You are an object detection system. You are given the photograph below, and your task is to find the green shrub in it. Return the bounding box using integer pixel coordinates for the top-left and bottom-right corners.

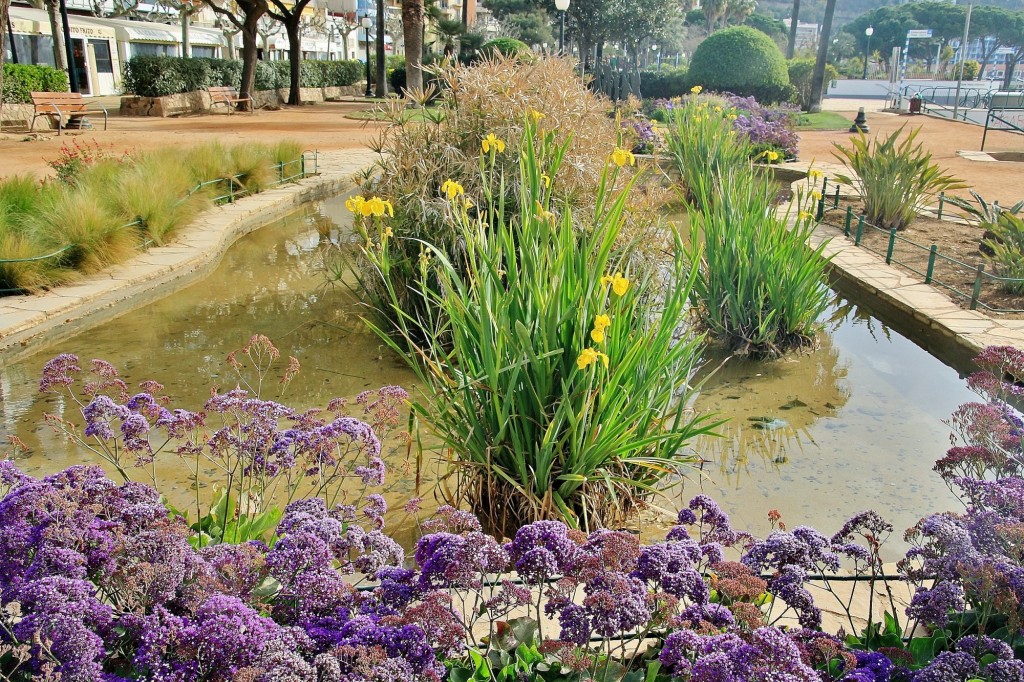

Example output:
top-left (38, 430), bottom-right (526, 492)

top-left (953, 60), bottom-right (980, 81)
top-left (833, 125), bottom-right (967, 231)
top-left (686, 169), bottom-right (831, 355)
top-left (688, 26), bottom-right (793, 103)
top-left (481, 38), bottom-right (532, 59)
top-left (2, 64), bottom-right (69, 103)
top-left (984, 213), bottom-right (1024, 294)
top-left (639, 67), bottom-right (689, 99)
top-left (947, 190), bottom-right (1024, 230)
top-left (122, 56), bottom-right (363, 96)
top-left (363, 122), bottom-right (715, 536)
top-left (788, 58), bottom-right (840, 111)
top-left (122, 56), bottom-right (188, 97)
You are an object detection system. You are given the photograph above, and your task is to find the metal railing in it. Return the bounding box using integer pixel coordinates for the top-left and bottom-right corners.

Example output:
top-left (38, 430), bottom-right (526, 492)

top-left (813, 176), bottom-right (1024, 313)
top-left (0, 151), bottom-right (319, 296)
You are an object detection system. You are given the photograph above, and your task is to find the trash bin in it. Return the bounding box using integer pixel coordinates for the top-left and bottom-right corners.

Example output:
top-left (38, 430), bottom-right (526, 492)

top-left (909, 95), bottom-right (922, 114)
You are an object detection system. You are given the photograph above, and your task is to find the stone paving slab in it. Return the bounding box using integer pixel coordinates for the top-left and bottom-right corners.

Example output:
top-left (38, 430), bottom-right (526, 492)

top-left (0, 149), bottom-right (377, 362)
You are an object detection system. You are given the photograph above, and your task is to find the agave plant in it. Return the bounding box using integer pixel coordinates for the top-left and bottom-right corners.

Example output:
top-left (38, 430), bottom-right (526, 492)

top-left (946, 189), bottom-right (1024, 229)
top-left (832, 125), bottom-right (967, 231)
top-left (984, 212), bottom-right (1024, 294)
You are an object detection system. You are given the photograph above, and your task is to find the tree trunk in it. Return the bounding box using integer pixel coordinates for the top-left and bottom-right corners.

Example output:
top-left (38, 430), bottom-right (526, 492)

top-left (807, 0), bottom-right (835, 113)
top-left (786, 0), bottom-right (799, 59)
top-left (374, 0), bottom-right (387, 97)
top-left (402, 0), bottom-right (423, 93)
top-left (0, 0), bottom-right (9, 123)
top-left (286, 16), bottom-right (301, 104)
top-left (181, 8), bottom-right (190, 57)
top-left (239, 11), bottom-right (262, 111)
top-left (46, 0), bottom-right (67, 70)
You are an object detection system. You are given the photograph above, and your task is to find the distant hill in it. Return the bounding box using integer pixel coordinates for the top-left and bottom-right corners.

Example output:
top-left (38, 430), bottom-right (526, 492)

top-left (758, 0), bottom-right (1024, 29)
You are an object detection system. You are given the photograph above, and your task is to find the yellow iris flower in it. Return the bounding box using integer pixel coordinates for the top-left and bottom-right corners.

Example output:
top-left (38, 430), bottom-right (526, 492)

top-left (529, 109), bottom-right (545, 123)
top-left (345, 196), bottom-right (365, 213)
top-left (576, 347), bottom-right (609, 370)
top-left (611, 148), bottom-right (636, 168)
top-left (441, 179), bottom-right (465, 200)
top-left (690, 85), bottom-right (703, 95)
top-left (798, 211), bottom-right (814, 221)
top-left (600, 272), bottom-right (630, 296)
top-left (482, 133), bottom-right (506, 154)
top-left (363, 197), bottom-right (394, 217)
top-left (811, 190), bottom-right (823, 201)
top-left (590, 313), bottom-right (612, 343)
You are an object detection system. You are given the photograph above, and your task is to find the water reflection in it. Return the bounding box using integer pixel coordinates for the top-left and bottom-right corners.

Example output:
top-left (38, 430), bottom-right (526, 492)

top-left (0, 194), bottom-right (978, 556)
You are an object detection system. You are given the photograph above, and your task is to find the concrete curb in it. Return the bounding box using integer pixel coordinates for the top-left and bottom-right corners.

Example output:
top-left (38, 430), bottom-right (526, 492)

top-left (0, 149), bottom-right (377, 363)
top-left (781, 161), bottom-right (1024, 361)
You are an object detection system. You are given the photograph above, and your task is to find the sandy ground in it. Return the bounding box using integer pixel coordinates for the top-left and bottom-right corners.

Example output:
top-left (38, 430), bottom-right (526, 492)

top-left (801, 104), bottom-right (1024, 206)
top-left (0, 99), bottom-right (387, 179)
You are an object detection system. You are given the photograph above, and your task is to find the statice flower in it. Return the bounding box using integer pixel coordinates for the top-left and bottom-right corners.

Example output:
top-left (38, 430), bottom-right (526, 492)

top-left (633, 541), bottom-right (708, 603)
top-left (506, 520), bottom-right (582, 583)
top-left (415, 531), bottom-right (509, 589)
top-left (913, 651), bottom-right (979, 682)
top-left (11, 576), bottom-right (115, 680)
top-left (355, 457), bottom-right (387, 486)
top-left (581, 571), bottom-right (651, 637)
top-left (847, 650), bottom-right (895, 682)
top-left (38, 353), bottom-right (81, 392)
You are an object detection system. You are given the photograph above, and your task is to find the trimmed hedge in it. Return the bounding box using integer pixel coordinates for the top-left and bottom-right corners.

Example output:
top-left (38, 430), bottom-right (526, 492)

top-left (787, 58), bottom-right (839, 111)
top-left (639, 68), bottom-right (689, 99)
top-left (1, 64), bottom-right (69, 104)
top-left (122, 56), bottom-right (362, 97)
top-left (481, 38), bottom-right (532, 58)
top-left (687, 26), bottom-right (794, 103)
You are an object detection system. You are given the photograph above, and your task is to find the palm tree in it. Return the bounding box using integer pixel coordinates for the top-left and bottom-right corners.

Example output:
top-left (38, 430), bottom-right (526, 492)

top-left (402, 0), bottom-right (425, 92)
top-left (808, 0), bottom-right (836, 112)
top-left (435, 17), bottom-right (465, 56)
top-left (786, 0), bottom-right (800, 58)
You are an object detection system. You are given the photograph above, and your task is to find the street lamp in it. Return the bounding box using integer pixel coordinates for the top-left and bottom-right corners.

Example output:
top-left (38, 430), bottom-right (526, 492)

top-left (554, 0), bottom-right (570, 55)
top-left (361, 15), bottom-right (372, 97)
top-left (863, 26), bottom-right (874, 80)
top-left (650, 43), bottom-right (660, 69)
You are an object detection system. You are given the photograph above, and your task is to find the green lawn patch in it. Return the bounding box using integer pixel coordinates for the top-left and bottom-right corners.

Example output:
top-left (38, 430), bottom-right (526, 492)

top-left (796, 111), bottom-right (852, 130)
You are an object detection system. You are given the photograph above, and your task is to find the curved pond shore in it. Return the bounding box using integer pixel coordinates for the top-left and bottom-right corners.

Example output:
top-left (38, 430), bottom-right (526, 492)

top-left (0, 149), bottom-right (377, 362)
top-left (1, 151), bottom-right (1021, 360)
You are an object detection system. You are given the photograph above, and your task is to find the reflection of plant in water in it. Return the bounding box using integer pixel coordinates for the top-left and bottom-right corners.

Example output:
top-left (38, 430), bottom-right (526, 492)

top-left (826, 297), bottom-right (893, 345)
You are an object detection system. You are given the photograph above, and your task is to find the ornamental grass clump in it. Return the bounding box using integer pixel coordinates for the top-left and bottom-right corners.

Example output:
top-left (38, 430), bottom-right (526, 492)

top-left (685, 170), bottom-right (831, 356)
top-left (983, 213), bottom-right (1024, 294)
top-left (360, 120), bottom-right (716, 537)
top-left (832, 125), bottom-right (967, 231)
top-left (0, 141), bottom-right (304, 292)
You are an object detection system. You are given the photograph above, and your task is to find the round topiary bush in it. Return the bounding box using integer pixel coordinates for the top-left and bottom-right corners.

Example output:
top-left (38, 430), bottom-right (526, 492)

top-left (688, 26), bottom-right (793, 103)
top-left (481, 38), bottom-right (532, 59)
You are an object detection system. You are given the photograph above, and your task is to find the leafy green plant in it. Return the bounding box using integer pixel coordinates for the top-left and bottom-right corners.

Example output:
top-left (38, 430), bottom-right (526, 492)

top-left (686, 168), bottom-right (831, 356)
top-left (362, 122), bottom-right (716, 537)
top-left (1, 63), bottom-right (69, 103)
top-left (662, 91), bottom-right (752, 211)
top-left (832, 125), bottom-right (968, 231)
top-left (687, 26), bottom-right (794, 103)
top-left (184, 486), bottom-right (284, 549)
top-left (983, 213), bottom-right (1024, 294)
top-left (947, 190), bottom-right (1024, 229)
top-left (788, 58), bottom-right (840, 111)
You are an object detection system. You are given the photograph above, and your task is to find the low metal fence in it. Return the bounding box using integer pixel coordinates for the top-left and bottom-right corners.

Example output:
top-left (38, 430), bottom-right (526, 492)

top-left (812, 175), bottom-right (1024, 314)
top-left (0, 151), bottom-right (318, 296)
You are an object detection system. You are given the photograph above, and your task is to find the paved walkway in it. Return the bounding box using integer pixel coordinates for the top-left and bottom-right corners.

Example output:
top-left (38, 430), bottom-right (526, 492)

top-left (0, 148), bottom-right (377, 361)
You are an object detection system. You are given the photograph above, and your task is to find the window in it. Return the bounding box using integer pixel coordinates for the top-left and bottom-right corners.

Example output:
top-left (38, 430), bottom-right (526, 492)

top-left (5, 35), bottom-right (57, 67)
top-left (89, 39), bottom-right (113, 73)
top-left (132, 42), bottom-right (174, 57)
top-left (191, 46), bottom-right (216, 58)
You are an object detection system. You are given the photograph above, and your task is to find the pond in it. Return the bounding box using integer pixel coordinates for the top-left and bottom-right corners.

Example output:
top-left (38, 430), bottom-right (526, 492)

top-left (0, 193), bottom-right (974, 556)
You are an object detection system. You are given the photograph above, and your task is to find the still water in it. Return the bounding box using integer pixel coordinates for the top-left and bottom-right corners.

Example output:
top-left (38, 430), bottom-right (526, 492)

top-left (0, 193), bottom-right (974, 554)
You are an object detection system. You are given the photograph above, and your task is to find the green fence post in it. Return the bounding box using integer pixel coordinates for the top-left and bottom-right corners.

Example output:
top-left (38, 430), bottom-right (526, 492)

top-left (886, 227), bottom-right (897, 264)
top-left (821, 175), bottom-right (828, 194)
top-left (229, 179), bottom-right (234, 203)
top-left (844, 206), bottom-right (853, 236)
top-left (970, 263), bottom-right (985, 310)
top-left (938, 192), bottom-right (944, 220)
top-left (833, 183), bottom-right (840, 208)
top-left (301, 154), bottom-right (306, 178)
top-left (925, 244), bottom-right (937, 284)
top-left (855, 215), bottom-right (865, 246)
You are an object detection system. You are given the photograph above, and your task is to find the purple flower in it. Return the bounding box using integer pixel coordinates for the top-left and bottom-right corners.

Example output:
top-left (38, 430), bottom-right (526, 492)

top-left (39, 353), bottom-right (81, 392)
top-left (913, 651), bottom-right (979, 682)
top-left (582, 572), bottom-right (651, 637)
top-left (506, 520), bottom-right (581, 583)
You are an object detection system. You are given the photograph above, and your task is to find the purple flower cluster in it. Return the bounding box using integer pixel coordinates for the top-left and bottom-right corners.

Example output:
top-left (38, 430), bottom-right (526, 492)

top-left (724, 94), bottom-right (800, 160)
top-left (622, 117), bottom-right (659, 155)
top-left (659, 626), bottom-right (819, 682)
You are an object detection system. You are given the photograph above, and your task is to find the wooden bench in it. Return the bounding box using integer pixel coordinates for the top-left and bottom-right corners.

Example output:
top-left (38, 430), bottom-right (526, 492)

top-left (30, 92), bottom-right (108, 135)
top-left (207, 86), bottom-right (255, 113)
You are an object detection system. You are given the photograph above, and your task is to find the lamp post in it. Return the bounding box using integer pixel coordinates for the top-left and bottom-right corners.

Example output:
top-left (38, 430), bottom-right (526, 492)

top-left (361, 15), bottom-right (372, 97)
top-left (554, 0), bottom-right (569, 55)
top-left (651, 43), bottom-right (660, 69)
top-left (863, 25), bottom-right (874, 79)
